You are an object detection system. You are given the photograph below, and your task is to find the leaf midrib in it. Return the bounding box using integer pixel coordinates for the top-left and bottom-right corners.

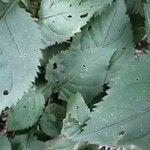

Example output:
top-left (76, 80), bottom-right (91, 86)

top-left (1, 0), bottom-right (19, 20)
top-left (79, 106), bottom-right (150, 138)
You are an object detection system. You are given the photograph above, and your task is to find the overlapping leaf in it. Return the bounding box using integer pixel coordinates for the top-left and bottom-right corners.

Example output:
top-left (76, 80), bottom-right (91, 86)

top-left (46, 0), bottom-right (133, 102)
top-left (0, 1), bottom-right (44, 112)
top-left (76, 53), bottom-right (150, 150)
top-left (144, 0), bottom-right (150, 41)
top-left (126, 0), bottom-right (144, 15)
top-left (38, 0), bottom-right (112, 46)
top-left (0, 0), bottom-right (19, 18)
top-left (0, 135), bottom-right (11, 150)
top-left (7, 86), bottom-right (45, 131)
top-left (62, 93), bottom-right (90, 138)
top-left (46, 93), bottom-right (90, 150)
top-left (40, 103), bottom-right (65, 138)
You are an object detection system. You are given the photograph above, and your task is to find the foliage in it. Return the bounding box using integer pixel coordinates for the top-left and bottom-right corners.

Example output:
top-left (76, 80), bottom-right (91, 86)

top-left (0, 0), bottom-right (150, 149)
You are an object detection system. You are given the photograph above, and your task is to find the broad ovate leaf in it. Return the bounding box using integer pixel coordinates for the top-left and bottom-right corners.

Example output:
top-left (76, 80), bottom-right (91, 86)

top-left (66, 93), bottom-right (90, 124)
top-left (0, 135), bottom-right (11, 150)
top-left (62, 93), bottom-right (90, 138)
top-left (46, 0), bottom-right (133, 102)
top-left (0, 2), bottom-right (44, 112)
top-left (76, 53), bottom-right (150, 150)
top-left (38, 0), bottom-right (112, 46)
top-left (7, 86), bottom-right (45, 131)
top-left (41, 42), bottom-right (70, 66)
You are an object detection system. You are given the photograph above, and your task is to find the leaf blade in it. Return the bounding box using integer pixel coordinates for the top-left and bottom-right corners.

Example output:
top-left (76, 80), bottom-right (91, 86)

top-left (7, 86), bottom-right (45, 130)
top-left (46, 0), bottom-right (133, 103)
top-left (76, 53), bottom-right (150, 150)
top-left (39, 0), bottom-right (112, 46)
top-left (0, 6), bottom-right (44, 112)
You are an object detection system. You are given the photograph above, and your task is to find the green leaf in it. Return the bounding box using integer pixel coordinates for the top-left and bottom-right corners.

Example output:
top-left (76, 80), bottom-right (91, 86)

top-left (44, 94), bottom-right (90, 149)
top-left (76, 53), bottom-right (150, 150)
top-left (62, 93), bottom-right (90, 138)
top-left (71, 0), bottom-right (133, 52)
top-left (46, 136), bottom-right (76, 150)
top-left (46, 0), bottom-right (133, 103)
top-left (1, 0), bottom-right (10, 3)
top-left (0, 135), bottom-right (11, 150)
top-left (66, 93), bottom-right (90, 124)
top-left (62, 117), bottom-right (83, 138)
top-left (144, 0), bottom-right (150, 42)
top-left (38, 0), bottom-right (112, 46)
top-left (7, 86), bottom-right (45, 131)
top-left (41, 42), bottom-right (70, 66)
top-left (0, 0), bottom-right (19, 19)
top-left (40, 103), bottom-right (65, 138)
top-left (47, 48), bottom-right (115, 103)
top-left (126, 0), bottom-right (144, 15)
top-left (11, 134), bottom-right (46, 150)
top-left (36, 82), bottom-right (52, 100)
top-left (0, 2), bottom-right (44, 112)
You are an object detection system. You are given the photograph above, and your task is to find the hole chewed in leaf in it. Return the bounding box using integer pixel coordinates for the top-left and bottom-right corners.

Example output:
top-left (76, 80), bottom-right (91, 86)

top-left (3, 90), bottom-right (9, 96)
top-left (88, 25), bottom-right (92, 31)
top-left (119, 131), bottom-right (125, 136)
top-left (80, 13), bottom-right (88, 18)
top-left (68, 15), bottom-right (72, 18)
top-left (53, 63), bottom-right (57, 69)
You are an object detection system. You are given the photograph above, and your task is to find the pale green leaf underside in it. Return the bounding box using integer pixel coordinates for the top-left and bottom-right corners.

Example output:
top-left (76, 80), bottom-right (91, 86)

top-left (0, 5), bottom-right (43, 112)
top-left (39, 0), bottom-right (112, 46)
top-left (62, 116), bottom-right (82, 139)
top-left (46, 0), bottom-right (133, 103)
top-left (76, 53), bottom-right (150, 150)
top-left (7, 86), bottom-right (45, 131)
top-left (47, 48), bottom-right (115, 103)
top-left (0, 135), bottom-right (11, 150)
top-left (66, 93), bottom-right (90, 124)
top-left (46, 94), bottom-right (89, 149)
